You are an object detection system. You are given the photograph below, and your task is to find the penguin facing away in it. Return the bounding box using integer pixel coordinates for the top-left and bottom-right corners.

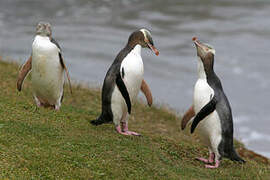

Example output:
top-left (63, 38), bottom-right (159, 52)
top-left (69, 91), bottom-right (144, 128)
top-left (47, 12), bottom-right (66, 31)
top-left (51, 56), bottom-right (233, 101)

top-left (17, 22), bottom-right (72, 110)
top-left (181, 37), bottom-right (245, 168)
top-left (91, 29), bottom-right (159, 136)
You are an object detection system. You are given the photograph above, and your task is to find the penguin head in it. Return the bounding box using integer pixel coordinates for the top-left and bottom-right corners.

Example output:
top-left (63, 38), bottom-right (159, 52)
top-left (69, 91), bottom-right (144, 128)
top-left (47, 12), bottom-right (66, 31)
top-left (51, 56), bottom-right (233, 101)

top-left (193, 37), bottom-right (215, 71)
top-left (127, 29), bottom-right (159, 56)
top-left (36, 21), bottom-right (52, 38)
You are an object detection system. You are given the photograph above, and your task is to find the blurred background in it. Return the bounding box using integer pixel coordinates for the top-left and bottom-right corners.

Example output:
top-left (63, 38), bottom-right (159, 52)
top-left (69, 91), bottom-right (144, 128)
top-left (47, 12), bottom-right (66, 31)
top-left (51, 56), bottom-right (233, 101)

top-left (0, 0), bottom-right (269, 157)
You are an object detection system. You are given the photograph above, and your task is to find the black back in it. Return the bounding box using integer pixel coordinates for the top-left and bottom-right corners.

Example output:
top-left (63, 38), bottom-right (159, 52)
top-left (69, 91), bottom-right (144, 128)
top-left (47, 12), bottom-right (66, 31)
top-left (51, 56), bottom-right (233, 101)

top-left (201, 54), bottom-right (243, 162)
top-left (206, 70), bottom-right (235, 157)
top-left (91, 30), bottom-right (148, 126)
top-left (92, 45), bottom-right (133, 125)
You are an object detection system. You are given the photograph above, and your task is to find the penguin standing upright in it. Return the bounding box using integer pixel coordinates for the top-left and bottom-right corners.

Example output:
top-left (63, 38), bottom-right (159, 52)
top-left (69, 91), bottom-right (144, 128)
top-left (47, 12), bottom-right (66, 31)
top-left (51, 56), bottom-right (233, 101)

top-left (181, 37), bottom-right (245, 168)
top-left (91, 29), bottom-right (159, 136)
top-left (17, 22), bottom-right (72, 110)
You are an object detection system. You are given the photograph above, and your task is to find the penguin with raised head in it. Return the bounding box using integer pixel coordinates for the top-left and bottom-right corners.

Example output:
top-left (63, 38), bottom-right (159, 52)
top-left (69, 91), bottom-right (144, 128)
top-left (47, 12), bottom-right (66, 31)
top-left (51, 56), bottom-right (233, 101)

top-left (17, 21), bottom-right (72, 110)
top-left (91, 29), bottom-right (159, 136)
top-left (181, 37), bottom-right (245, 168)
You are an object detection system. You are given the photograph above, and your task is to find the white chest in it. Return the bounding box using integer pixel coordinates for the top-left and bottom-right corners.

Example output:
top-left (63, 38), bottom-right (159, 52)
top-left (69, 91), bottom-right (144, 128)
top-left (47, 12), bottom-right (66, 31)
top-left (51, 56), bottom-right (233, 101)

top-left (193, 58), bottom-right (214, 113)
top-left (32, 36), bottom-right (61, 73)
top-left (193, 79), bottom-right (214, 113)
top-left (120, 45), bottom-right (144, 101)
top-left (192, 58), bottom-right (221, 148)
top-left (31, 35), bottom-right (64, 103)
top-left (32, 36), bottom-right (59, 59)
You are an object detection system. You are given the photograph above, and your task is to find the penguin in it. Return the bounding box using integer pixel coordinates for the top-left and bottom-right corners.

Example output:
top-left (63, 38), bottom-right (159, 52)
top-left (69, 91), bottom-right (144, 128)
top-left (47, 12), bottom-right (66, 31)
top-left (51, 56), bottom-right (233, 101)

top-left (181, 37), bottom-right (245, 168)
top-left (17, 21), bottom-right (72, 110)
top-left (91, 29), bottom-right (159, 136)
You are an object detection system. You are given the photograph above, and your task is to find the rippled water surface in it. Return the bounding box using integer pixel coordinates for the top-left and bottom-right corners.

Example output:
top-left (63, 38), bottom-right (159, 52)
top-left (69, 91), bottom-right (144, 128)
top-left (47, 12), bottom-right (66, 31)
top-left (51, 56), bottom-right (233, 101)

top-left (0, 0), bottom-right (269, 157)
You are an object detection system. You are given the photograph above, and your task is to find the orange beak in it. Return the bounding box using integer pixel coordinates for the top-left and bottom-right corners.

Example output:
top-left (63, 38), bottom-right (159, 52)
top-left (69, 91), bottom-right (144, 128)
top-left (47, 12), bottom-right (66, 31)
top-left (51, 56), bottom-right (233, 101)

top-left (147, 42), bottom-right (159, 56)
top-left (192, 36), bottom-right (209, 51)
top-left (145, 38), bottom-right (159, 56)
top-left (192, 36), bottom-right (201, 48)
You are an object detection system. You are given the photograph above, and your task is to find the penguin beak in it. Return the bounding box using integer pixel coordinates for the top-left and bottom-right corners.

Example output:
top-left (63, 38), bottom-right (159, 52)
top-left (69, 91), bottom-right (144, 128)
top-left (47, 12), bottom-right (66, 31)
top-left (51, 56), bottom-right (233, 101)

top-left (192, 37), bottom-right (210, 58)
top-left (145, 38), bottom-right (159, 56)
top-left (192, 37), bottom-right (205, 50)
top-left (148, 43), bottom-right (159, 56)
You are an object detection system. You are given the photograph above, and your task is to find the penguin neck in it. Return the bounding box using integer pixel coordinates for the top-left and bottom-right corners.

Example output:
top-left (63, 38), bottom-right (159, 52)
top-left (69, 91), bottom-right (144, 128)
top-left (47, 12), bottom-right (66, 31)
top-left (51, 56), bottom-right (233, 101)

top-left (197, 56), bottom-right (216, 83)
top-left (197, 57), bottom-right (207, 80)
top-left (125, 44), bottom-right (142, 56)
top-left (35, 35), bottom-right (50, 42)
top-left (132, 44), bottom-right (141, 55)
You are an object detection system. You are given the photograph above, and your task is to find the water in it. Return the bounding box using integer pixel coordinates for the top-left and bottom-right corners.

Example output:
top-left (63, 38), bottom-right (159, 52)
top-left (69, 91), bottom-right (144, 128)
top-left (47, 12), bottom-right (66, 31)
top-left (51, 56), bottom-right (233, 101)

top-left (0, 0), bottom-right (269, 157)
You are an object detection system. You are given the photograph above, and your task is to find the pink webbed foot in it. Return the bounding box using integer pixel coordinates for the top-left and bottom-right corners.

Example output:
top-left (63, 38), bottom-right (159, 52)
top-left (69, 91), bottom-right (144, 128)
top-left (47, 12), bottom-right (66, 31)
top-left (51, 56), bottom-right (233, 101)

top-left (115, 125), bottom-right (141, 136)
top-left (34, 96), bottom-right (42, 107)
top-left (196, 152), bottom-right (215, 164)
top-left (54, 105), bottom-right (60, 111)
top-left (124, 131), bottom-right (141, 136)
top-left (205, 160), bottom-right (220, 169)
top-left (196, 157), bottom-right (211, 163)
top-left (122, 122), bottom-right (141, 136)
top-left (116, 125), bottom-right (128, 135)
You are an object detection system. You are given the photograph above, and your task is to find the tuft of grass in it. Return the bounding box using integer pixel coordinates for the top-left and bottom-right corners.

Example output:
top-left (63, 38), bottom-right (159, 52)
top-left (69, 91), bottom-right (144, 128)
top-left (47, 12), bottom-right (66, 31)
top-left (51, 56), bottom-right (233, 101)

top-left (0, 57), bottom-right (269, 179)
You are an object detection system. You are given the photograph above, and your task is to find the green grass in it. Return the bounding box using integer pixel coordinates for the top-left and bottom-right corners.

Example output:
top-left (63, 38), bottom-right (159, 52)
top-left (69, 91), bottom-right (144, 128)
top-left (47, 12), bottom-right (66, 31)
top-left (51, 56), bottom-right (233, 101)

top-left (0, 58), bottom-right (269, 179)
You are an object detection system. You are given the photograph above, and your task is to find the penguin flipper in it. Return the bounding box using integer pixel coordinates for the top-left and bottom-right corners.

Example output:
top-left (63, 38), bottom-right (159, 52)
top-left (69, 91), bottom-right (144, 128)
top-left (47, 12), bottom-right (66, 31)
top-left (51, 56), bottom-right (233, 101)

top-left (191, 96), bottom-right (217, 134)
top-left (140, 79), bottom-right (153, 106)
top-left (116, 71), bottom-right (131, 114)
top-left (59, 53), bottom-right (72, 94)
top-left (181, 105), bottom-right (195, 130)
top-left (50, 38), bottom-right (62, 50)
top-left (50, 37), bottom-right (72, 95)
top-left (17, 56), bottom-right (32, 91)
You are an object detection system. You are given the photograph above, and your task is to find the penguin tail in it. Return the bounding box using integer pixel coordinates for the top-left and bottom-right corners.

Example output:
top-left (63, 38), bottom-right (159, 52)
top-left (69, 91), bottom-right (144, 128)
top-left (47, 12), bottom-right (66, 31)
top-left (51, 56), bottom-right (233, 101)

top-left (230, 149), bottom-right (246, 163)
top-left (90, 114), bottom-right (111, 126)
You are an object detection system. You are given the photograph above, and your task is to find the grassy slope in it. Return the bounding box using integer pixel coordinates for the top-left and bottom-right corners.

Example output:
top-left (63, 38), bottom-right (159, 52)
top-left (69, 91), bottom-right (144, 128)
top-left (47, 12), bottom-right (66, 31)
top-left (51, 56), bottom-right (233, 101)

top-left (0, 58), bottom-right (269, 179)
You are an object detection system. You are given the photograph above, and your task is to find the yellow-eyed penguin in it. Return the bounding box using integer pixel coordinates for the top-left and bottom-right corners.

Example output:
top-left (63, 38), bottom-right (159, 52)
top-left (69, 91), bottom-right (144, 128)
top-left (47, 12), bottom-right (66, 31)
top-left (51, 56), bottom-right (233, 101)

top-left (17, 22), bottom-right (72, 110)
top-left (91, 29), bottom-right (159, 136)
top-left (181, 37), bottom-right (245, 168)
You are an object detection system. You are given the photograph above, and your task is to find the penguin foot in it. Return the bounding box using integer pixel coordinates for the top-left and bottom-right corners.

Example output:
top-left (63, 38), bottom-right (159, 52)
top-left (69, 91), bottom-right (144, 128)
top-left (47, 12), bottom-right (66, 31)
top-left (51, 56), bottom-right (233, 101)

top-left (196, 152), bottom-right (215, 164)
top-left (118, 131), bottom-right (140, 136)
top-left (34, 96), bottom-right (42, 107)
top-left (116, 125), bottom-right (141, 136)
top-left (54, 105), bottom-right (60, 111)
top-left (90, 120), bottom-right (102, 126)
top-left (196, 157), bottom-right (211, 163)
top-left (124, 131), bottom-right (141, 136)
top-left (205, 160), bottom-right (220, 169)
top-left (121, 122), bottom-right (141, 136)
top-left (116, 126), bottom-right (129, 135)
